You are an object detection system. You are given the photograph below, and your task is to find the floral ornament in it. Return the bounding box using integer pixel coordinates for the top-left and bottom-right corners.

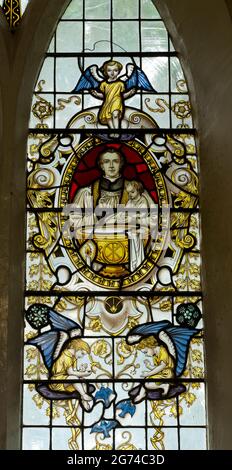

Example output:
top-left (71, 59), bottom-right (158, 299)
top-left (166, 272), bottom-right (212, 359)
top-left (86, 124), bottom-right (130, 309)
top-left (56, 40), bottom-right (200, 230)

top-left (176, 303), bottom-right (202, 328)
top-left (172, 100), bottom-right (191, 128)
top-left (32, 98), bottom-right (53, 127)
top-left (26, 303), bottom-right (50, 329)
top-left (145, 97), bottom-right (192, 128)
top-left (117, 432), bottom-right (138, 450)
top-left (92, 340), bottom-right (109, 358)
top-left (31, 80), bottom-right (81, 129)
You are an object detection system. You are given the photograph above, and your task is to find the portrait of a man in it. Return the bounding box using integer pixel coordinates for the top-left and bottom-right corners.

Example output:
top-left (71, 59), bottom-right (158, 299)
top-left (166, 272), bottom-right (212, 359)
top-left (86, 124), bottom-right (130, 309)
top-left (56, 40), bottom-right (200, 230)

top-left (69, 146), bottom-right (158, 276)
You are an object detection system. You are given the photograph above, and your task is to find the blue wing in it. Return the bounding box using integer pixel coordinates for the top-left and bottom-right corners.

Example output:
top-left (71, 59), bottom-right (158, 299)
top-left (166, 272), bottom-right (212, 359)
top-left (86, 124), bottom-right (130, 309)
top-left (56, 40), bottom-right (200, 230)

top-left (27, 331), bottom-right (59, 369)
top-left (165, 327), bottom-right (200, 376)
top-left (48, 309), bottom-right (81, 332)
top-left (127, 321), bottom-right (172, 339)
top-left (72, 66), bottom-right (100, 93)
top-left (125, 65), bottom-right (156, 92)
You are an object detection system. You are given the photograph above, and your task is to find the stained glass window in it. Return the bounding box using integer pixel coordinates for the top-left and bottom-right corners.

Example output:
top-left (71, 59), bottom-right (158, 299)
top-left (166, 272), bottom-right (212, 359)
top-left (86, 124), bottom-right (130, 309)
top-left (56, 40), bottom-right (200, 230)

top-left (24, 0), bottom-right (206, 450)
top-left (0, 0), bottom-right (29, 27)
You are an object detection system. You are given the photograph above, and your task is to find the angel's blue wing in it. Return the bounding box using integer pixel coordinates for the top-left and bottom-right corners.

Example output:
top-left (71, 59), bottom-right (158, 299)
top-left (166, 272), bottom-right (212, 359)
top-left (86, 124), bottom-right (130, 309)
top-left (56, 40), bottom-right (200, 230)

top-left (128, 321), bottom-right (172, 338)
top-left (72, 66), bottom-right (100, 93)
top-left (166, 327), bottom-right (199, 376)
top-left (48, 309), bottom-right (80, 332)
top-left (125, 66), bottom-right (156, 92)
top-left (27, 331), bottom-right (59, 369)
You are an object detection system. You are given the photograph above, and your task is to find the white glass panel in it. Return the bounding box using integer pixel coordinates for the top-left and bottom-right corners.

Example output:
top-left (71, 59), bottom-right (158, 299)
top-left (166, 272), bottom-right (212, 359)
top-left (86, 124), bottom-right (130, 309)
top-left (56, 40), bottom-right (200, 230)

top-left (35, 58), bottom-right (54, 92)
top-left (23, 386), bottom-right (50, 425)
top-left (180, 384), bottom-right (206, 426)
top-left (22, 428), bottom-right (50, 450)
top-left (85, 21), bottom-right (110, 52)
top-left (52, 428), bottom-right (82, 450)
top-left (180, 428), bottom-right (207, 450)
top-left (113, 20), bottom-right (139, 52)
top-left (113, 0), bottom-right (139, 18)
top-left (141, 21), bottom-right (168, 52)
top-left (56, 58), bottom-right (81, 92)
top-left (56, 21), bottom-right (83, 52)
top-left (85, 0), bottom-right (110, 19)
top-left (63, 0), bottom-right (83, 19)
top-left (171, 57), bottom-right (188, 92)
top-left (142, 57), bottom-right (169, 92)
top-left (141, 0), bottom-right (161, 19)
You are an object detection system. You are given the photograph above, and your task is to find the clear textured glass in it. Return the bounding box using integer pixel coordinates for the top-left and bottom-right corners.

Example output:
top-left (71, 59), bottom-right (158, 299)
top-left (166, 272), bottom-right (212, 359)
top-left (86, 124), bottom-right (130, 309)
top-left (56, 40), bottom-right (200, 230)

top-left (141, 0), bottom-right (161, 19)
top-left (23, 386), bottom-right (50, 425)
top-left (85, 21), bottom-right (110, 52)
top-left (56, 58), bottom-right (81, 93)
top-left (180, 428), bottom-right (207, 450)
top-left (22, 428), bottom-right (50, 450)
top-left (171, 57), bottom-right (187, 92)
top-left (113, 0), bottom-right (139, 18)
top-left (52, 428), bottom-right (82, 450)
top-left (56, 21), bottom-right (83, 52)
top-left (85, 0), bottom-right (110, 19)
top-left (35, 58), bottom-right (54, 92)
top-left (180, 384), bottom-right (206, 426)
top-left (113, 20), bottom-right (139, 52)
top-left (141, 21), bottom-right (168, 52)
top-left (142, 57), bottom-right (169, 92)
top-left (62, 0), bottom-right (83, 19)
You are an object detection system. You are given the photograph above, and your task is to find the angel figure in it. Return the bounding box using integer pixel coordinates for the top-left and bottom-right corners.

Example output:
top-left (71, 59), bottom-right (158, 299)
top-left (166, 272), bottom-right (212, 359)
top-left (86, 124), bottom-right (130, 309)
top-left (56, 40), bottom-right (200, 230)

top-left (72, 60), bottom-right (156, 132)
top-left (126, 320), bottom-right (200, 403)
top-left (26, 306), bottom-right (95, 411)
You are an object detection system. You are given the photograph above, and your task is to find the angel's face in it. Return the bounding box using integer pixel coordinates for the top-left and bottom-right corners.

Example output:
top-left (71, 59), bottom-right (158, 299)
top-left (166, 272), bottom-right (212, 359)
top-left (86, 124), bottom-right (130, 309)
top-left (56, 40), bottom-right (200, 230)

top-left (142, 347), bottom-right (156, 357)
top-left (126, 183), bottom-right (140, 201)
top-left (106, 65), bottom-right (120, 81)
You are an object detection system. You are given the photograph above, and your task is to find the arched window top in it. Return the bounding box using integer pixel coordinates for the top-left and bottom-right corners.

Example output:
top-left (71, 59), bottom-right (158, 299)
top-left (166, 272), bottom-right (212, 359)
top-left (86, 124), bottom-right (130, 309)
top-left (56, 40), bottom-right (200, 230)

top-left (23, 0), bottom-right (206, 451)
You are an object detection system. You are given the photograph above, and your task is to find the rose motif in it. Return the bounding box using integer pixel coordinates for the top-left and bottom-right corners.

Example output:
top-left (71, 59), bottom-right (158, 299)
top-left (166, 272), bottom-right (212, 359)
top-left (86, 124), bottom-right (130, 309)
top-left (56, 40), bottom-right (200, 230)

top-left (32, 99), bottom-right (53, 122)
top-left (173, 100), bottom-right (191, 120)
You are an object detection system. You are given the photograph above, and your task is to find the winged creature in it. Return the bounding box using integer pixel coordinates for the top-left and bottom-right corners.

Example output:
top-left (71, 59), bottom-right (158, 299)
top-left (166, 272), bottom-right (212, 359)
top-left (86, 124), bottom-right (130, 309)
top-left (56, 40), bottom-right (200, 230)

top-left (91, 419), bottom-right (120, 438)
top-left (126, 320), bottom-right (201, 402)
top-left (72, 60), bottom-right (156, 131)
top-left (94, 386), bottom-right (116, 408)
top-left (116, 399), bottom-right (136, 418)
top-left (26, 305), bottom-right (82, 370)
